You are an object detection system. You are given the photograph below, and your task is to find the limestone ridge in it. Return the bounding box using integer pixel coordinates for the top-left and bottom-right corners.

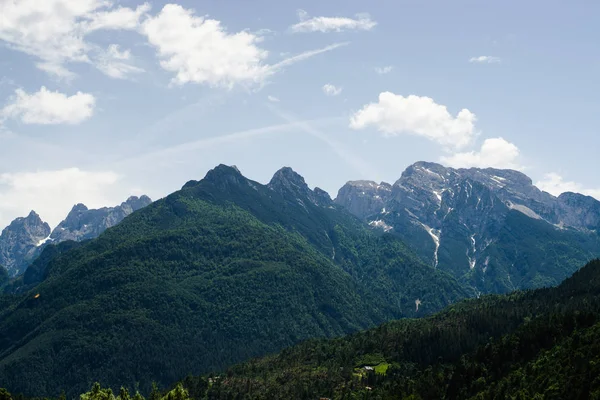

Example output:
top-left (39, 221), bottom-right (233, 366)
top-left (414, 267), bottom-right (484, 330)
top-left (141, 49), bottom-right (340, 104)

top-left (0, 211), bottom-right (51, 276)
top-left (50, 195), bottom-right (152, 243)
top-left (0, 195), bottom-right (152, 277)
top-left (335, 161), bottom-right (600, 293)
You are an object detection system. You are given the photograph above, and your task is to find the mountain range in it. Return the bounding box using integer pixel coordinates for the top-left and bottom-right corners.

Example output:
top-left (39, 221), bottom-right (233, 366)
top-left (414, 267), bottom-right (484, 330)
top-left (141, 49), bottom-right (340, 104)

top-left (0, 195), bottom-right (152, 277)
top-left (336, 161), bottom-right (600, 293)
top-left (0, 162), bottom-right (599, 397)
top-left (0, 165), bottom-right (467, 396)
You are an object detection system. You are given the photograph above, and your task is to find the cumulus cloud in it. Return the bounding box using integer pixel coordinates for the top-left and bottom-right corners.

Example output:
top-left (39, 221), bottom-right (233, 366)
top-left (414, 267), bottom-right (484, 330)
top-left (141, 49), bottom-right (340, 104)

top-left (440, 137), bottom-right (522, 169)
top-left (350, 92), bottom-right (477, 149)
top-left (535, 173), bottom-right (600, 200)
top-left (0, 0), bottom-right (150, 78)
top-left (290, 9), bottom-right (377, 33)
top-left (322, 84), bottom-right (342, 96)
top-left (1, 86), bottom-right (95, 125)
top-left (141, 4), bottom-right (270, 89)
top-left (469, 56), bottom-right (501, 64)
top-left (141, 5), bottom-right (348, 89)
top-left (375, 66), bottom-right (393, 74)
top-left (0, 168), bottom-right (123, 228)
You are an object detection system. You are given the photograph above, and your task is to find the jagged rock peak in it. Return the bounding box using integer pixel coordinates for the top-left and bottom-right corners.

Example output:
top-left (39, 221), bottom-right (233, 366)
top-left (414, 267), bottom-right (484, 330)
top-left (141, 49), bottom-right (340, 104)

top-left (122, 195), bottom-right (152, 210)
top-left (269, 167), bottom-right (310, 191)
top-left (204, 164), bottom-right (244, 182)
top-left (182, 164), bottom-right (245, 190)
top-left (313, 187), bottom-right (333, 204)
top-left (342, 180), bottom-right (392, 190)
top-left (0, 211), bottom-right (51, 276)
top-left (268, 167), bottom-right (332, 207)
top-left (69, 203), bottom-right (89, 214)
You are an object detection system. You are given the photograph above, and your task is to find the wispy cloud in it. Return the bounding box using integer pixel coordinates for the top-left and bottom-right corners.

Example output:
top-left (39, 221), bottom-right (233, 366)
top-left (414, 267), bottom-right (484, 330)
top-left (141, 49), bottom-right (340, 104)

top-left (270, 42), bottom-right (350, 72)
top-left (267, 104), bottom-right (380, 179)
top-left (267, 95), bottom-right (280, 102)
top-left (375, 66), bottom-right (393, 74)
top-left (469, 56), bottom-right (501, 64)
top-left (116, 117), bottom-right (343, 167)
top-left (290, 10), bottom-right (377, 33)
top-left (322, 84), bottom-right (342, 96)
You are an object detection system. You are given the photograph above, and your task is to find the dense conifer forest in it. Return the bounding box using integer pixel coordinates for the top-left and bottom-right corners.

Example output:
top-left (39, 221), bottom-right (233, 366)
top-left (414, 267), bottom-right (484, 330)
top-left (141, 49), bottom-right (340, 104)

top-left (2, 260), bottom-right (600, 399)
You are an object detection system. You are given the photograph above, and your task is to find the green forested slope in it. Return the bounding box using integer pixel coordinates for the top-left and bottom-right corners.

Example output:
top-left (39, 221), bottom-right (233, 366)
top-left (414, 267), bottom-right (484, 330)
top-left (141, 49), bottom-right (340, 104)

top-left (0, 165), bottom-right (468, 396)
top-left (195, 259), bottom-right (600, 400)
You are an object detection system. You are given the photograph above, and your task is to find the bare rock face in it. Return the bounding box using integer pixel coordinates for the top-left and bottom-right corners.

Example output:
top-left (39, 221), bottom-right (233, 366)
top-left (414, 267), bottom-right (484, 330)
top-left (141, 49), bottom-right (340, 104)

top-left (335, 161), bottom-right (600, 294)
top-left (0, 196), bottom-right (152, 277)
top-left (0, 211), bottom-right (51, 276)
top-left (334, 180), bottom-right (392, 219)
top-left (50, 195), bottom-right (152, 243)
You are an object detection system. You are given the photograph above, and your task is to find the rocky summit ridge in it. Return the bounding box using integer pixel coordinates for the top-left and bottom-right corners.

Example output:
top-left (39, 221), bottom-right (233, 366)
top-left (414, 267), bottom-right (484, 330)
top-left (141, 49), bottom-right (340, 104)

top-left (336, 161), bottom-right (600, 293)
top-left (0, 195), bottom-right (152, 277)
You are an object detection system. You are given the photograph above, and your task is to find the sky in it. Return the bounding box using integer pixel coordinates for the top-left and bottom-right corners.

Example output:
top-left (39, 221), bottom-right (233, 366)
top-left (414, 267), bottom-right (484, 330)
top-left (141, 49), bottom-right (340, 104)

top-left (0, 0), bottom-right (599, 229)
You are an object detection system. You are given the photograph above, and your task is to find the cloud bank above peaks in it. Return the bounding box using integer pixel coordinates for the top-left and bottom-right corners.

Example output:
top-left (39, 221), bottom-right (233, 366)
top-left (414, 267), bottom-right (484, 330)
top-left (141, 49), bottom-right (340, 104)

top-left (440, 137), bottom-right (522, 170)
top-left (536, 173), bottom-right (600, 200)
top-left (349, 92), bottom-right (477, 149)
top-left (0, 168), bottom-right (124, 228)
top-left (290, 9), bottom-right (377, 33)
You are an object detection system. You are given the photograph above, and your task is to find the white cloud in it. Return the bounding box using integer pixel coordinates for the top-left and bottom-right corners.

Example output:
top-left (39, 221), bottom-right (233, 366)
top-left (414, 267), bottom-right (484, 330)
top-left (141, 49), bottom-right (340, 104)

top-left (535, 173), bottom-right (600, 200)
top-left (0, 168), bottom-right (123, 228)
top-left (0, 0), bottom-right (150, 78)
top-left (349, 92), bottom-right (477, 149)
top-left (96, 44), bottom-right (144, 79)
top-left (84, 3), bottom-right (151, 32)
top-left (469, 56), bottom-right (501, 64)
top-left (141, 5), bottom-right (348, 89)
top-left (322, 84), bottom-right (342, 96)
top-left (375, 66), bottom-right (393, 74)
top-left (267, 95), bottom-right (280, 102)
top-left (440, 137), bottom-right (522, 169)
top-left (2, 86), bottom-right (95, 125)
top-left (141, 4), bottom-right (270, 89)
top-left (290, 9), bottom-right (377, 33)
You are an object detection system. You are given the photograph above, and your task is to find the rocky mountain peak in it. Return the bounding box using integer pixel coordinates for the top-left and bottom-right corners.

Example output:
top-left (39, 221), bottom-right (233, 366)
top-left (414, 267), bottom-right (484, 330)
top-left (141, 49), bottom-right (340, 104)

top-left (198, 164), bottom-right (246, 189)
top-left (268, 167), bottom-right (310, 192)
top-left (122, 195), bottom-right (153, 212)
top-left (50, 195), bottom-right (153, 244)
top-left (269, 167), bottom-right (332, 207)
top-left (0, 211), bottom-right (51, 276)
top-left (335, 180), bottom-right (392, 219)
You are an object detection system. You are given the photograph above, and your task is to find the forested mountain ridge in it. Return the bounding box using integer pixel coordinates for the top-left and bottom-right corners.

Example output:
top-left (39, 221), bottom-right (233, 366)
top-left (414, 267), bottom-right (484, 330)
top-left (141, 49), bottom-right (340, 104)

top-left (336, 161), bottom-right (600, 294)
top-left (190, 259), bottom-right (600, 399)
top-left (0, 164), bottom-right (468, 397)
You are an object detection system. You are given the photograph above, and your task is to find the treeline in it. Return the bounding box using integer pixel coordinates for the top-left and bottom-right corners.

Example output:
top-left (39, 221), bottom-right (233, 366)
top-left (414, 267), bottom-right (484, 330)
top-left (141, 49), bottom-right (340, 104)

top-left (0, 383), bottom-right (191, 400)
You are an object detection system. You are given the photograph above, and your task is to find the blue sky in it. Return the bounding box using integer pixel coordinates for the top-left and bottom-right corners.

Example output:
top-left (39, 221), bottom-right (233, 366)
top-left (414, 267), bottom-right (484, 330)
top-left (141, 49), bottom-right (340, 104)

top-left (0, 0), bottom-right (599, 228)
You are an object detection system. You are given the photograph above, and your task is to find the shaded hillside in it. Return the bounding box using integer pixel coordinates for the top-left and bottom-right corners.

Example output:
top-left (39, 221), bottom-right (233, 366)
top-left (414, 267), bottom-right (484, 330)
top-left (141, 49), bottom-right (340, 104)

top-left (197, 259), bottom-right (600, 399)
top-left (0, 165), bottom-right (468, 397)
